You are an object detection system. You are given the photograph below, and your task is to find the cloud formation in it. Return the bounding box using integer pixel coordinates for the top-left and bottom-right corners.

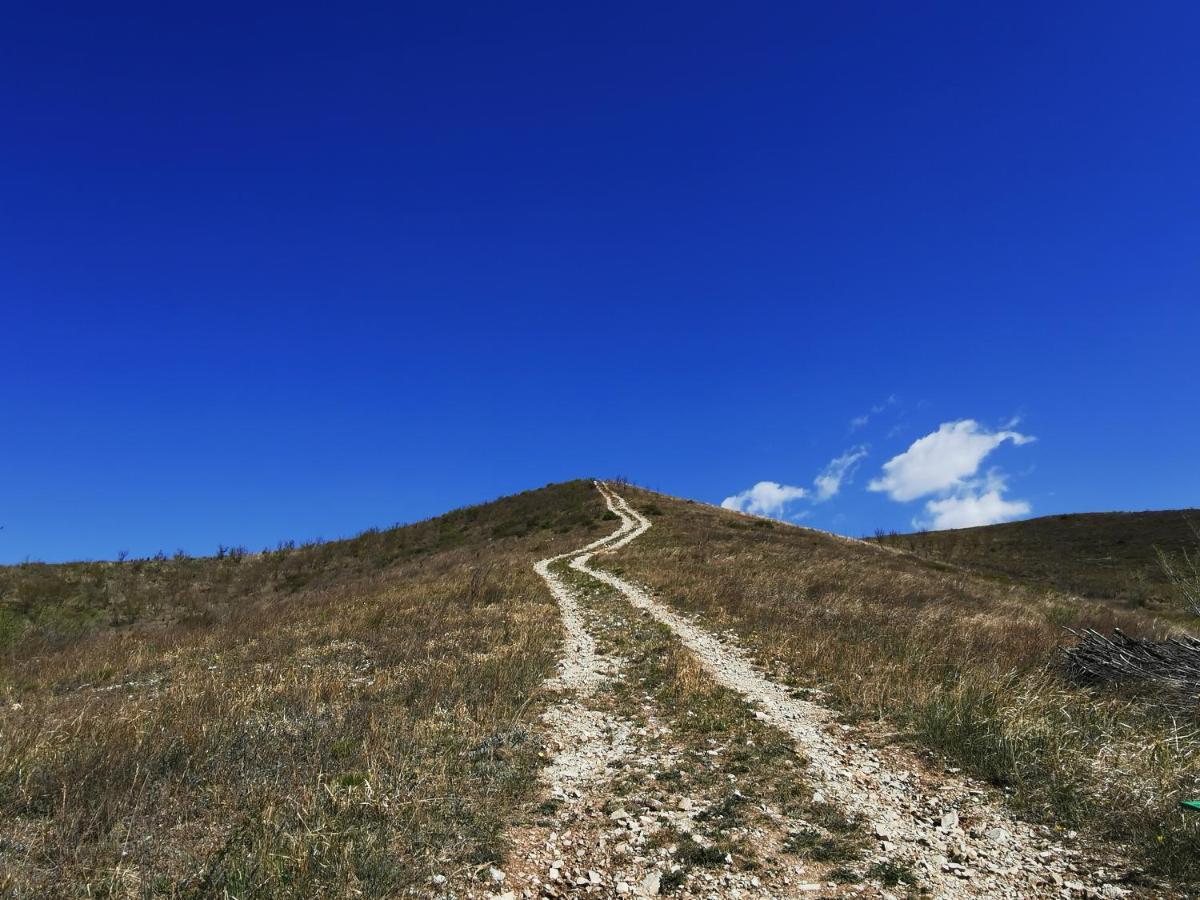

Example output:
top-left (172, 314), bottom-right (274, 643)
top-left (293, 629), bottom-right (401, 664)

top-left (813, 446), bottom-right (868, 501)
top-left (868, 420), bottom-right (1033, 502)
top-left (849, 395), bottom-right (896, 432)
top-left (922, 483), bottom-right (1031, 530)
top-left (722, 446), bottom-right (869, 519)
top-left (720, 481), bottom-right (809, 517)
top-left (868, 419), bottom-right (1035, 530)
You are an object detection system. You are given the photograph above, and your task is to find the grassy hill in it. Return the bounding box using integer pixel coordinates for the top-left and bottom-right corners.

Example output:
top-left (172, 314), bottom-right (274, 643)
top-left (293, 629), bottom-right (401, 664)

top-left (0, 481), bottom-right (610, 897)
top-left (2, 481), bottom-right (1198, 895)
top-left (606, 488), bottom-right (1200, 882)
top-left (870, 509), bottom-right (1200, 611)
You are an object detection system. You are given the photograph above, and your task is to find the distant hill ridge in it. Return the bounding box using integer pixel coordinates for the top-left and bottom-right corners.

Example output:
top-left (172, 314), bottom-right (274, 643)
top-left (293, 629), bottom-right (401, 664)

top-left (872, 508), bottom-right (1200, 610)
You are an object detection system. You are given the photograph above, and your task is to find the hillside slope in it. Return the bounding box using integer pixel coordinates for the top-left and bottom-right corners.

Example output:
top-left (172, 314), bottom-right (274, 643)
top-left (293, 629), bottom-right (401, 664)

top-left (1, 481), bottom-right (1197, 897)
top-left (871, 509), bottom-right (1200, 610)
top-left (0, 481), bottom-right (610, 897)
top-left (606, 487), bottom-right (1199, 886)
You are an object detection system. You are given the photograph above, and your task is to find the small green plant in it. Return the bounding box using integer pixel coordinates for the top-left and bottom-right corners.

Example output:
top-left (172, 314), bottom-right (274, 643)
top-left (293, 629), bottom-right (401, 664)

top-left (829, 865), bottom-right (861, 883)
top-left (783, 826), bottom-right (861, 862)
top-left (659, 867), bottom-right (687, 893)
top-left (675, 835), bottom-right (727, 867)
top-left (866, 859), bottom-right (915, 886)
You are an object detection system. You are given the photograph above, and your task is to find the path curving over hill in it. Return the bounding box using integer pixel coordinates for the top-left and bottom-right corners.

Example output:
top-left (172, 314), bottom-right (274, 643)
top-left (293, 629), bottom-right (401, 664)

top-left (507, 481), bottom-right (1141, 899)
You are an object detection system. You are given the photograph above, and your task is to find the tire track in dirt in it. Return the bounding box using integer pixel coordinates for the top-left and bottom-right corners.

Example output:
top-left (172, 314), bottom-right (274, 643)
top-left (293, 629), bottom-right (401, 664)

top-left (509, 489), bottom-right (834, 899)
top-left (584, 481), bottom-right (1140, 899)
top-left (530, 513), bottom-right (642, 811)
top-left (489, 502), bottom-right (684, 899)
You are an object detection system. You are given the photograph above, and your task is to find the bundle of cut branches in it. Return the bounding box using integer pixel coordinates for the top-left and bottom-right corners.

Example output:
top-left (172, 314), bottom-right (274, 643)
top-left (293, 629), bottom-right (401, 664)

top-left (1061, 627), bottom-right (1200, 700)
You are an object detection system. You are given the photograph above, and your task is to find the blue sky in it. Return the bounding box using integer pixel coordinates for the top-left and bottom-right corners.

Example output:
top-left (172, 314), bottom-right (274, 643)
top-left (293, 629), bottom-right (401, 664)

top-left (2, 2), bottom-right (1198, 562)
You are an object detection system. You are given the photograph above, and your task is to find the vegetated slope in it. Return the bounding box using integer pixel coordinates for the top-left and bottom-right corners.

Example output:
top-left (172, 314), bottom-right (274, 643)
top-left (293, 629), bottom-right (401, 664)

top-left (0, 481), bottom-right (610, 898)
top-left (0, 480), bottom-right (608, 647)
top-left (4, 479), bottom-right (1198, 897)
top-left (871, 509), bottom-right (1200, 611)
top-left (606, 487), bottom-right (1200, 885)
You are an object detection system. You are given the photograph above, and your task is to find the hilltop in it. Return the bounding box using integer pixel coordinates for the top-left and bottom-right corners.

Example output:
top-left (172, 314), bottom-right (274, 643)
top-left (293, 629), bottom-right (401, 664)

top-left (0, 481), bottom-right (1196, 898)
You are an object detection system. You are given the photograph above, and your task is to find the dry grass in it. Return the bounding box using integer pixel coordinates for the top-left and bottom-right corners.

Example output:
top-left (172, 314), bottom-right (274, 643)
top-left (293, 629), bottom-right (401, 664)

top-left (0, 481), bottom-right (606, 650)
top-left (0, 481), bottom-right (606, 898)
top-left (609, 488), bottom-right (1200, 884)
top-left (557, 565), bottom-right (864, 888)
top-left (7, 478), bottom-right (1199, 894)
top-left (872, 508), bottom-right (1200, 613)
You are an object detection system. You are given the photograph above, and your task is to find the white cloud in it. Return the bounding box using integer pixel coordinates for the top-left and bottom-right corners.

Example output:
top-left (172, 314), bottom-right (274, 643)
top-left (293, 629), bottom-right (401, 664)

top-left (920, 483), bottom-right (1031, 529)
top-left (868, 419), bottom-right (1033, 502)
top-left (721, 481), bottom-right (809, 517)
top-left (868, 419), bottom-right (1035, 531)
top-left (849, 395), bottom-right (897, 431)
top-left (813, 446), bottom-right (868, 501)
top-left (721, 447), bottom-right (868, 520)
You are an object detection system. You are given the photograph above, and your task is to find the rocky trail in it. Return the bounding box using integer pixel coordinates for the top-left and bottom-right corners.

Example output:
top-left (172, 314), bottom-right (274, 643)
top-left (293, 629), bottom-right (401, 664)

top-left (467, 483), bottom-right (1146, 900)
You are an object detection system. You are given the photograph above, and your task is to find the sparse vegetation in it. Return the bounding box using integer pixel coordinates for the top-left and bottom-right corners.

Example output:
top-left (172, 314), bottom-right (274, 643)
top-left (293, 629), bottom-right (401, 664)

top-left (555, 560), bottom-right (856, 889)
top-left (872, 508), bottom-right (1200, 612)
top-left (0, 481), bottom-right (605, 652)
top-left (865, 858), bottom-right (915, 886)
top-left (4, 479), bottom-right (1199, 894)
top-left (1158, 518), bottom-right (1200, 617)
top-left (0, 481), bottom-right (606, 897)
top-left (1055, 520), bottom-right (1200, 709)
top-left (611, 488), bottom-right (1200, 882)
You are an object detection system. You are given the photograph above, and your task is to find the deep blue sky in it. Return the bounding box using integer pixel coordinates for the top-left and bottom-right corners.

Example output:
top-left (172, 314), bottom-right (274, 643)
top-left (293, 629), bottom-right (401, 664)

top-left (2, 2), bottom-right (1198, 561)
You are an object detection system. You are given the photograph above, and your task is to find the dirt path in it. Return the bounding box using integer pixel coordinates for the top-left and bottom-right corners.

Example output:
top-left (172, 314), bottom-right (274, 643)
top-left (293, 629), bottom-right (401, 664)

top-left (484, 482), bottom-right (1140, 899)
top-left (495, 495), bottom-right (831, 899)
top-left (579, 482), bottom-right (1138, 899)
top-left (529, 521), bottom-right (640, 812)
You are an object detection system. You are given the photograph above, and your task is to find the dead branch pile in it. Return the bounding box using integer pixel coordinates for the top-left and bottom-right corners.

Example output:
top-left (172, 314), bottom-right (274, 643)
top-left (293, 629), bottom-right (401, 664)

top-left (1062, 628), bottom-right (1200, 700)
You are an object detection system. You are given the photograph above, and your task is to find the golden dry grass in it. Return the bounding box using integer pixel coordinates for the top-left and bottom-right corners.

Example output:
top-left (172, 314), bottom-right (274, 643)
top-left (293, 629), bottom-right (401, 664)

top-left (5, 478), bottom-right (1199, 895)
top-left (608, 488), bottom-right (1200, 883)
top-left (872, 508), bottom-right (1200, 612)
top-left (0, 481), bottom-right (606, 898)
